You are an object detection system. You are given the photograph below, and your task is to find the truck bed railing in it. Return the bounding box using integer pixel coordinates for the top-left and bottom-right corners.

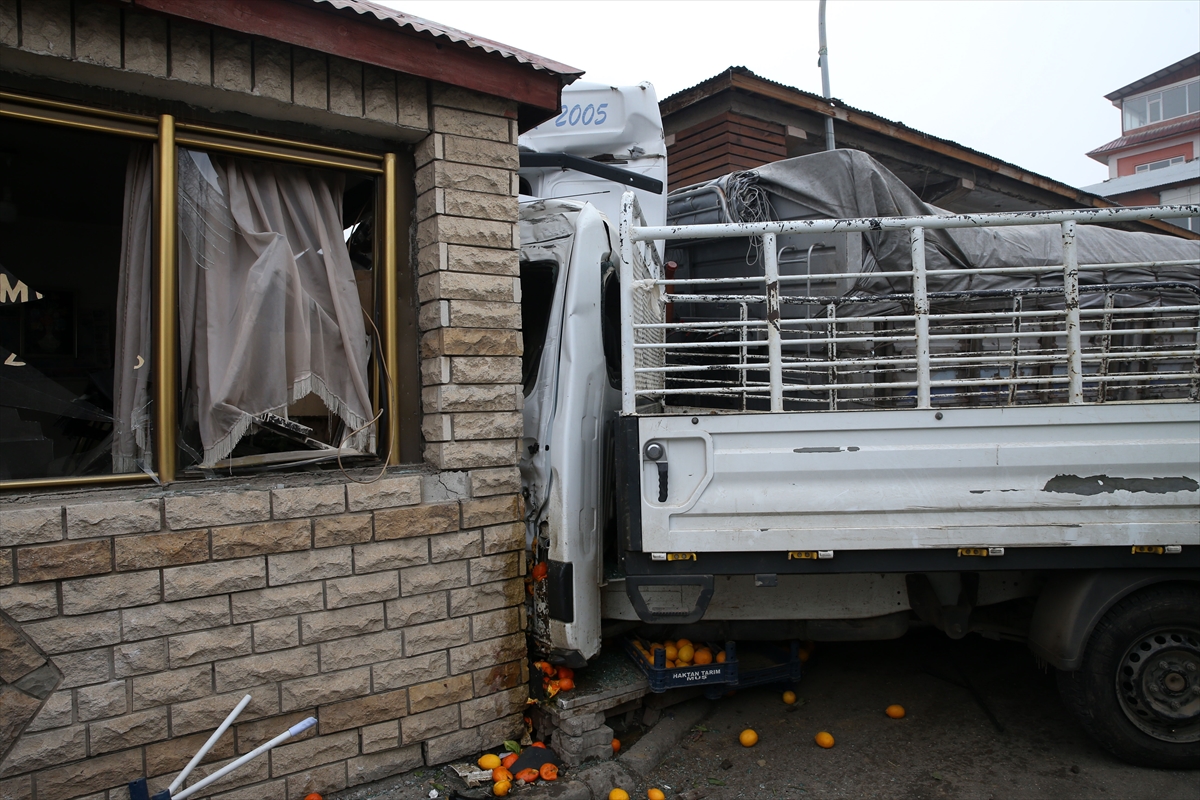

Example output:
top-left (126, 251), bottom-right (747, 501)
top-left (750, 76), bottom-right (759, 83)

top-left (618, 193), bottom-right (1200, 414)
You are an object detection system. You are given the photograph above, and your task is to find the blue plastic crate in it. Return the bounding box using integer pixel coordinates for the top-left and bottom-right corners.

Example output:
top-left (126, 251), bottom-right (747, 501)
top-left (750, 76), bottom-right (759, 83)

top-left (624, 637), bottom-right (735, 693)
top-left (624, 637), bottom-right (803, 697)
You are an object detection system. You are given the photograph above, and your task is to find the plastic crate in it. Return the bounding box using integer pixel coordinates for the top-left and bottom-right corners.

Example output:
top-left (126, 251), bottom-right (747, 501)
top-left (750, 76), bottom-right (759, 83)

top-left (624, 637), bottom-right (803, 697)
top-left (624, 637), bottom-right (735, 693)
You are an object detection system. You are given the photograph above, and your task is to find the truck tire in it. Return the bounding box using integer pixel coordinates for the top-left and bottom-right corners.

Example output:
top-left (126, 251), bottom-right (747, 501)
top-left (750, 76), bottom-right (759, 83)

top-left (1056, 583), bottom-right (1200, 768)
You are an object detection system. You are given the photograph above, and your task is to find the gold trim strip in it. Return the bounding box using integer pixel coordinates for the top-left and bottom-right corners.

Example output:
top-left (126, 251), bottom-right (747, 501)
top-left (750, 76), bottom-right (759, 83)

top-left (156, 115), bottom-right (179, 484)
top-left (0, 90), bottom-right (157, 124)
top-left (176, 122), bottom-right (384, 163)
top-left (175, 134), bottom-right (384, 174)
top-left (1, 473), bottom-right (157, 491)
top-left (0, 105), bottom-right (158, 140)
top-left (382, 154), bottom-right (401, 465)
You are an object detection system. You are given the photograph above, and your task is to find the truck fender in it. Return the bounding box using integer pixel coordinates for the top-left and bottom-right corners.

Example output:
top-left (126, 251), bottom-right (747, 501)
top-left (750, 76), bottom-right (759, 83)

top-left (1027, 569), bottom-right (1200, 671)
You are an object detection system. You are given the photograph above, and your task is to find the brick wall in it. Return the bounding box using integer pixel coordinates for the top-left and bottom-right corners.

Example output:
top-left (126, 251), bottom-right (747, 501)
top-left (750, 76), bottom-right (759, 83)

top-left (1, 2), bottom-right (533, 798)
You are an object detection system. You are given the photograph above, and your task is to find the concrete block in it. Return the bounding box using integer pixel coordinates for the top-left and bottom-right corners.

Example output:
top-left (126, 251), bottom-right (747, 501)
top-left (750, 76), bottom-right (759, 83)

top-left (66, 499), bottom-right (160, 539)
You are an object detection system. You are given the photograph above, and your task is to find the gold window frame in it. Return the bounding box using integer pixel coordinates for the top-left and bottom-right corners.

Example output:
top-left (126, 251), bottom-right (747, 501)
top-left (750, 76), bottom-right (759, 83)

top-left (0, 91), bottom-right (410, 489)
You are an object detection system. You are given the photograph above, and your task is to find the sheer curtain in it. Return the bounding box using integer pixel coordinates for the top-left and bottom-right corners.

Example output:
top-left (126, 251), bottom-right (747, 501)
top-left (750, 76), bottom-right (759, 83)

top-left (112, 145), bottom-right (154, 474)
top-left (177, 149), bottom-right (374, 467)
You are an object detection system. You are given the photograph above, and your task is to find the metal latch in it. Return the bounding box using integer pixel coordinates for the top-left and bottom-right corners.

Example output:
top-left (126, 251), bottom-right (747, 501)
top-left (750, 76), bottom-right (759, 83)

top-left (1132, 545), bottom-right (1182, 555)
top-left (957, 547), bottom-right (1005, 557)
top-left (650, 552), bottom-right (697, 561)
top-left (645, 441), bottom-right (668, 502)
top-left (788, 551), bottom-right (834, 560)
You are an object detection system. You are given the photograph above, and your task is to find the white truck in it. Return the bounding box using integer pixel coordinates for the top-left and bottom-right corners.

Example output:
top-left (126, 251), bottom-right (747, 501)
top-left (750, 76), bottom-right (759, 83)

top-left (517, 81), bottom-right (1200, 768)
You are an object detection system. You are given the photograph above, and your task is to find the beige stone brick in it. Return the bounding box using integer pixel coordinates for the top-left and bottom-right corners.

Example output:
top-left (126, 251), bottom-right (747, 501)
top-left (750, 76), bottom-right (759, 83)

top-left (0, 776), bottom-right (30, 800)
top-left (447, 244), bottom-right (519, 276)
top-left (32, 746), bottom-right (141, 800)
top-left (421, 472), bottom-right (471, 504)
top-left (481, 521), bottom-right (524, 555)
top-left (115, 529), bottom-right (209, 571)
top-left (285, 762), bottom-right (347, 799)
top-left (404, 617), bottom-right (470, 657)
top-left (233, 711), bottom-right (315, 753)
top-left (478, 712), bottom-right (524, 750)
top-left (416, 240), bottom-right (448, 275)
top-left (417, 160), bottom-right (513, 199)
top-left (253, 37), bottom-right (291, 102)
top-left (175, 748), bottom-right (270, 794)
top-left (459, 685), bottom-right (526, 729)
top-left (271, 486), bottom-right (345, 520)
top-left (163, 558), bottom-right (265, 601)
top-left (421, 357), bottom-right (452, 388)
top-left (211, 519), bottom-right (310, 559)
top-left (24, 611), bottom-right (119, 654)
top-left (375, 502), bottom-right (458, 541)
top-left (114, 639), bottom-right (167, 678)
top-left (449, 299), bottom-right (521, 329)
top-left (0, 549), bottom-right (11, 587)
top-left (293, 47), bottom-right (328, 110)
top-left (60, 570), bottom-right (159, 616)
top-left (326, 572), bottom-right (399, 609)
top-left (1, 506), bottom-right (62, 545)
top-left (422, 412), bottom-right (453, 442)
top-left (301, 604), bottom-right (385, 644)
top-left (252, 617), bottom-right (299, 652)
top-left (210, 779), bottom-right (289, 800)
top-left (329, 56), bottom-right (363, 117)
top-left (420, 726), bottom-right (482, 766)
top-left (66, 499), bottom-right (160, 539)
top-left (212, 29), bottom-right (252, 92)
top-left (169, 625), bottom-right (252, 668)
top-left (448, 578), bottom-right (521, 618)
top-left (360, 720), bottom-right (400, 754)
top-left (123, 10), bottom-right (167, 76)
top-left (130, 664), bottom-right (213, 710)
top-left (313, 513), bottom-right (372, 548)
top-left (472, 467), bottom-right (521, 499)
top-left (471, 607), bottom-right (521, 642)
top-left (419, 298), bottom-right (450, 332)
top-left (25, 690), bottom-right (73, 733)
top-left (442, 135), bottom-right (520, 171)
top-left (214, 647), bottom-right (318, 692)
top-left (423, 384), bottom-right (521, 414)
top-left (16, 0), bottom-right (69, 57)
top-left (171, 685), bottom-right (279, 737)
top-left (421, 271), bottom-right (517, 305)
top-left (431, 106), bottom-right (510, 141)
top-left (166, 491), bottom-right (270, 530)
top-left (76, 680), bottom-right (127, 721)
top-left (452, 412), bottom-right (522, 442)
top-left (461, 496), bottom-right (521, 529)
top-left (449, 632), bottom-right (525, 675)
top-left (318, 629), bottom-right (403, 672)
top-left (469, 552), bottom-right (522, 585)
top-left (430, 439), bottom-right (520, 472)
top-left (351, 745), bottom-right (425, 787)
top-left (346, 475), bottom-right (422, 512)
top-left (145, 729), bottom-right (235, 778)
top-left (0, 689), bottom-right (40, 747)
top-left (73, 0), bottom-right (122, 67)
top-left (429, 531), bottom-right (482, 565)
top-left (400, 704), bottom-right (460, 745)
top-left (17, 540), bottom-right (110, 583)
top-left (371, 652), bottom-right (447, 693)
top-left (401, 561), bottom-right (468, 597)
top-left (270, 728), bottom-right (359, 775)
top-left (168, 17), bottom-right (211, 85)
top-left (89, 706), bottom-right (169, 754)
top-left (364, 65), bottom-right (398, 124)
top-left (450, 357), bottom-right (522, 386)
top-left (407, 673), bottom-right (472, 714)
top-left (122, 596), bottom-right (230, 641)
top-left (54, 648), bottom-right (111, 688)
top-left (280, 667), bottom-right (370, 712)
top-left (231, 582), bottom-right (324, 623)
top-left (317, 687), bottom-right (408, 735)
top-left (0, 724), bottom-right (86, 777)
top-left (472, 660), bottom-right (523, 698)
top-left (0, 583), bottom-right (58, 621)
top-left (422, 327), bottom-right (521, 358)
top-left (432, 84), bottom-right (514, 118)
top-left (268, 547), bottom-right (352, 585)
top-left (352, 539), bottom-right (426, 574)
top-left (384, 592), bottom-right (447, 629)
top-left (0, 622), bottom-right (44, 683)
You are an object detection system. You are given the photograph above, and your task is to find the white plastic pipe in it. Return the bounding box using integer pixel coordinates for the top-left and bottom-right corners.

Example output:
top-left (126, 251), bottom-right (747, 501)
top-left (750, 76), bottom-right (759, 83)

top-left (818, 0), bottom-right (836, 150)
top-left (171, 717), bottom-right (316, 800)
top-left (169, 694), bottom-right (252, 794)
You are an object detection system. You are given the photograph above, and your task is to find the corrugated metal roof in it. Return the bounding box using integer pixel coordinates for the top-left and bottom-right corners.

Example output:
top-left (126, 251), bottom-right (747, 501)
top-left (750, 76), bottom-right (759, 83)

top-left (1104, 53), bottom-right (1200, 102)
top-left (311, 0), bottom-right (583, 78)
top-left (1081, 159), bottom-right (1200, 197)
top-left (1086, 115), bottom-right (1200, 159)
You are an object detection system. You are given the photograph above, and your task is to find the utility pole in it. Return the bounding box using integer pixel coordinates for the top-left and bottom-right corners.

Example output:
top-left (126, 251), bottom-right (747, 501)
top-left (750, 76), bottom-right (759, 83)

top-left (818, 0), bottom-right (835, 150)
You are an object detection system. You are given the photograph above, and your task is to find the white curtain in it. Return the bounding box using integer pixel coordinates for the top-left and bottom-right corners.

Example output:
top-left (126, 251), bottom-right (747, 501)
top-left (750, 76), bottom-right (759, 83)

top-left (177, 149), bottom-right (374, 467)
top-left (112, 145), bottom-right (154, 474)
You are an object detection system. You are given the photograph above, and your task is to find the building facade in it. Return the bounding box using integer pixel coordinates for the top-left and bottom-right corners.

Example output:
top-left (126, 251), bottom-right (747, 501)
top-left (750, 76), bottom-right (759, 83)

top-left (0, 1), bottom-right (579, 798)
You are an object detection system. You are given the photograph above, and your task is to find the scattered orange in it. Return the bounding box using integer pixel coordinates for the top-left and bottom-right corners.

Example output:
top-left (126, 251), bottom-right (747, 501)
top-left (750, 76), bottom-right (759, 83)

top-left (501, 752), bottom-right (519, 769)
top-left (609, 791), bottom-right (630, 800)
top-left (558, 677), bottom-right (576, 691)
top-left (534, 661), bottom-right (555, 676)
top-left (693, 648), bottom-right (713, 665)
top-left (814, 731), bottom-right (835, 749)
top-left (540, 763), bottom-right (559, 781)
top-left (716, 651), bottom-right (726, 663)
top-left (531, 741), bottom-right (547, 749)
top-left (493, 780), bottom-right (511, 796)
top-left (612, 738), bottom-right (621, 753)
top-left (557, 667), bottom-right (574, 681)
top-left (782, 691), bottom-right (797, 705)
top-left (303, 795), bottom-right (323, 800)
top-left (492, 767), bottom-right (513, 782)
top-left (885, 704), bottom-right (906, 719)
top-left (515, 767), bottom-right (540, 783)
top-left (648, 790), bottom-right (667, 800)
top-left (739, 729), bottom-right (759, 747)
top-left (532, 562), bottom-right (548, 581)
top-left (478, 754), bottom-right (502, 770)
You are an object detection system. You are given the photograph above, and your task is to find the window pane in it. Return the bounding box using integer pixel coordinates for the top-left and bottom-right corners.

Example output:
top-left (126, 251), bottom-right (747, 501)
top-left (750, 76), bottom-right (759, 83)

top-left (0, 118), bottom-right (152, 479)
top-left (1123, 96), bottom-right (1147, 129)
top-left (1148, 94), bottom-right (1162, 123)
top-left (1188, 80), bottom-right (1199, 114)
top-left (1162, 85), bottom-right (1188, 119)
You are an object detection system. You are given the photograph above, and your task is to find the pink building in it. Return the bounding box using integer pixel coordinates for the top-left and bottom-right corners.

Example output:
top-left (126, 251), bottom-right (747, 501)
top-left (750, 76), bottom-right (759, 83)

top-left (1083, 53), bottom-right (1199, 232)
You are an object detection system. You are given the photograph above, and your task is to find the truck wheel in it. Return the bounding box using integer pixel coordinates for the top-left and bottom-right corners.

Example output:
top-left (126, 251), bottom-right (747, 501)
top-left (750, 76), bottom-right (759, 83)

top-left (1057, 583), bottom-right (1200, 768)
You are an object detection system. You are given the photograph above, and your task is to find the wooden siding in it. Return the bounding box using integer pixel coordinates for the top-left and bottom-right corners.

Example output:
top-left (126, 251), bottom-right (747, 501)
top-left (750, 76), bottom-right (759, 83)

top-left (668, 110), bottom-right (787, 191)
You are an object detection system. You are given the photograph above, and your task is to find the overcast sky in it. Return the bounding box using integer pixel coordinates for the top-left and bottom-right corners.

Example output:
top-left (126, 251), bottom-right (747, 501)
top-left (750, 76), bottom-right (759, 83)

top-left (382, 1), bottom-right (1200, 190)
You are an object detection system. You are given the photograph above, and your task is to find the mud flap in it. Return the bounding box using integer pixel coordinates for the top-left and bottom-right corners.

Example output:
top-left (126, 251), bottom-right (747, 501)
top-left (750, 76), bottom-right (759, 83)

top-left (625, 574), bottom-right (715, 624)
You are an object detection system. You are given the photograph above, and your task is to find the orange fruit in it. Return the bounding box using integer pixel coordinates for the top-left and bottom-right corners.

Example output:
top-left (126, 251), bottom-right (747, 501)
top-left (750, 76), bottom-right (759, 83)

top-left (886, 704), bottom-right (905, 719)
top-left (501, 753), bottom-right (518, 769)
top-left (609, 790), bottom-right (630, 800)
top-left (559, 677), bottom-right (575, 691)
top-left (693, 648), bottom-right (713, 665)
top-left (531, 741), bottom-right (547, 749)
top-left (478, 754), bottom-right (502, 770)
top-left (557, 667), bottom-right (574, 681)
top-left (716, 650), bottom-right (726, 663)
top-left (492, 767), bottom-right (513, 782)
top-left (815, 731), bottom-right (834, 749)
top-left (676, 638), bottom-right (693, 649)
top-left (304, 795), bottom-right (323, 800)
top-left (739, 729), bottom-right (758, 747)
top-left (493, 780), bottom-right (511, 796)
top-left (612, 738), bottom-right (621, 753)
top-left (649, 790), bottom-right (666, 800)
top-left (540, 763), bottom-right (559, 781)
top-left (515, 767), bottom-right (540, 783)
top-left (676, 644), bottom-right (695, 663)
top-left (532, 562), bottom-right (548, 581)
top-left (782, 691), bottom-right (797, 705)
top-left (664, 645), bottom-right (678, 660)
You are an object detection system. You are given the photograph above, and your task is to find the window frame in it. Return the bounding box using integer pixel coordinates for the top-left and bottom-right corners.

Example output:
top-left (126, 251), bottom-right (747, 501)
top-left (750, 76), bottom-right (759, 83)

top-left (1134, 156), bottom-right (1186, 174)
top-left (0, 90), bottom-right (414, 489)
top-left (1121, 77), bottom-right (1200, 132)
